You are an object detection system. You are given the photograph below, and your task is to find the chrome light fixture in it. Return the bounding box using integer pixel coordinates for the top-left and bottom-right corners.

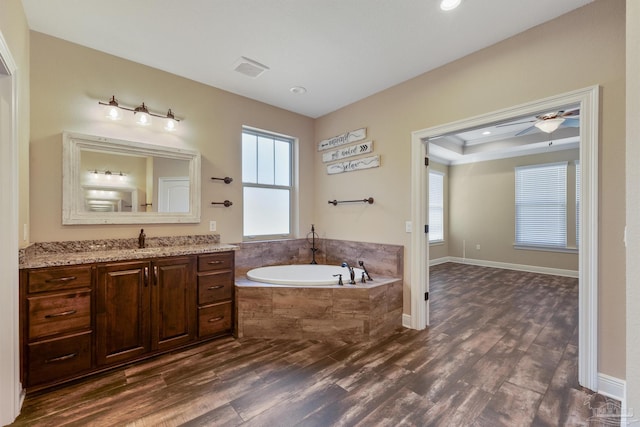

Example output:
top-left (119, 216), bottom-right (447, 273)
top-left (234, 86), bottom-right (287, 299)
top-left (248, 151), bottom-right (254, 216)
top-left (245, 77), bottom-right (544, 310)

top-left (98, 95), bottom-right (181, 130)
top-left (534, 118), bottom-right (565, 133)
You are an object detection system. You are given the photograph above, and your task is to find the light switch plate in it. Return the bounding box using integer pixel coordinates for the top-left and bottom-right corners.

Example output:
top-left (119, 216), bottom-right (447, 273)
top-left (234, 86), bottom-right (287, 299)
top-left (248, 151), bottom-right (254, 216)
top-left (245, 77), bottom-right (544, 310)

top-left (209, 221), bottom-right (217, 232)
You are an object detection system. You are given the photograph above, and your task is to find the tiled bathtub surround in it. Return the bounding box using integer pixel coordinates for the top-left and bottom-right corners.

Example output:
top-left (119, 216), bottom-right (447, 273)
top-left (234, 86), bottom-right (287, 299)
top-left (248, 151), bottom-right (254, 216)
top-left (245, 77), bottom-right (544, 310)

top-left (234, 238), bottom-right (404, 341)
top-left (235, 278), bottom-right (403, 341)
top-left (233, 238), bottom-right (403, 278)
top-left (19, 234), bottom-right (234, 268)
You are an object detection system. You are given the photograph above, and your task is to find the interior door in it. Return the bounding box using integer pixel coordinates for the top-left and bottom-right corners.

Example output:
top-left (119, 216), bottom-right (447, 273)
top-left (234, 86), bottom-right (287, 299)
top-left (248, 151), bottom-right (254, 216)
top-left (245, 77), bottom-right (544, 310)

top-left (158, 177), bottom-right (190, 213)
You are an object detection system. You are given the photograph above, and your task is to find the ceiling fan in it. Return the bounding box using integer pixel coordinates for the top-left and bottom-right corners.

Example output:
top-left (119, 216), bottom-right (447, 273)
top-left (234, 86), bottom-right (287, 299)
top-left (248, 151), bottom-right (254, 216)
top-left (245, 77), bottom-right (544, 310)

top-left (498, 109), bottom-right (580, 136)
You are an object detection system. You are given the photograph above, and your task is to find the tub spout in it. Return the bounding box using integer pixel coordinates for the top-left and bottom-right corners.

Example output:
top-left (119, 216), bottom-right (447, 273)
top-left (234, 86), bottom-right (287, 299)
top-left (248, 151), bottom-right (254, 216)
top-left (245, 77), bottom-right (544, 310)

top-left (341, 262), bottom-right (356, 285)
top-left (358, 260), bottom-right (373, 281)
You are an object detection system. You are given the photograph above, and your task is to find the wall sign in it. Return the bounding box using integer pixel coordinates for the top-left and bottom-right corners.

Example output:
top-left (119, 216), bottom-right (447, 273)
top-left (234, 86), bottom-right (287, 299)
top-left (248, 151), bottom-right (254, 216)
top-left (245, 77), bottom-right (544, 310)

top-left (318, 128), bottom-right (366, 151)
top-left (327, 155), bottom-right (380, 175)
top-left (322, 141), bottom-right (373, 163)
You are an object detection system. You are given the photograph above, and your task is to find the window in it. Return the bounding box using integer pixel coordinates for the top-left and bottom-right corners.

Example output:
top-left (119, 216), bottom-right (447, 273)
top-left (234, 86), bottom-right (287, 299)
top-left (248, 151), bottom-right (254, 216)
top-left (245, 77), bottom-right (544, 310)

top-left (242, 128), bottom-right (293, 239)
top-left (515, 162), bottom-right (567, 248)
top-left (429, 171), bottom-right (444, 242)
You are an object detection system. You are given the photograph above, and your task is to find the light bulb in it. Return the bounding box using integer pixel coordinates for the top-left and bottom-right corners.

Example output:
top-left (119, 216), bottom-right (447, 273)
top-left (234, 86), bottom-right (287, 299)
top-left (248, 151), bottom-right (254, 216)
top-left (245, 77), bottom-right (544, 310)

top-left (440, 0), bottom-right (461, 11)
top-left (136, 112), bottom-right (151, 126)
top-left (164, 109), bottom-right (178, 131)
top-left (164, 117), bottom-right (177, 131)
top-left (105, 106), bottom-right (122, 120)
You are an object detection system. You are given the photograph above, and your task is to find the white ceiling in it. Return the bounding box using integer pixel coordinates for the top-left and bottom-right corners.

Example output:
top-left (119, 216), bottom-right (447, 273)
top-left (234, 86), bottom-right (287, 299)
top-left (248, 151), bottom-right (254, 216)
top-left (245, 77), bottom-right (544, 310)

top-left (21, 0), bottom-right (593, 118)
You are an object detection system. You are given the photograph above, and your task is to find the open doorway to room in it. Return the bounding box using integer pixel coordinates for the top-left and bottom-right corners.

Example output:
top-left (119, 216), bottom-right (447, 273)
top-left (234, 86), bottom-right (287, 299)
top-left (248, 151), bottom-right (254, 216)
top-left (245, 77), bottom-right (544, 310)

top-left (410, 86), bottom-right (599, 391)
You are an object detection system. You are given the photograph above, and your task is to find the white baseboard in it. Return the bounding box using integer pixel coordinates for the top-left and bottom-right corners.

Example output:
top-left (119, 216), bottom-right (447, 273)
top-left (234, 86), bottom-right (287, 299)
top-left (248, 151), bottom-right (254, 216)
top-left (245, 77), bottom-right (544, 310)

top-left (598, 372), bottom-right (626, 401)
top-left (402, 313), bottom-right (411, 328)
top-left (430, 256), bottom-right (578, 278)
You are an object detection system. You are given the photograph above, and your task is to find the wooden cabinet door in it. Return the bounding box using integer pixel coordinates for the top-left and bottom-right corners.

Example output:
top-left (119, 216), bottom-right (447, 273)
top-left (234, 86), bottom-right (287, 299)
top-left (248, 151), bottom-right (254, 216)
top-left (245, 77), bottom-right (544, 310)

top-left (96, 261), bottom-right (150, 366)
top-left (152, 256), bottom-right (195, 351)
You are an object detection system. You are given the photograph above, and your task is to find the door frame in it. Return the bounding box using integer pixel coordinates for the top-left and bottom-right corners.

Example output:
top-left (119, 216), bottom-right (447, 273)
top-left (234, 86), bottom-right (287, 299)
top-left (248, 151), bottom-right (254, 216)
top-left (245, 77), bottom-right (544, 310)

top-left (410, 85), bottom-right (599, 391)
top-left (0, 29), bottom-right (23, 423)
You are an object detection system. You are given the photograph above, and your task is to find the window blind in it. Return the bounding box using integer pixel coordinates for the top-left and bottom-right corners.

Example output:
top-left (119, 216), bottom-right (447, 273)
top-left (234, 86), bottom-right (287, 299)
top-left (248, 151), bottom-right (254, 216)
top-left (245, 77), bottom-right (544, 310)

top-left (515, 162), bottom-right (567, 247)
top-left (429, 171), bottom-right (444, 242)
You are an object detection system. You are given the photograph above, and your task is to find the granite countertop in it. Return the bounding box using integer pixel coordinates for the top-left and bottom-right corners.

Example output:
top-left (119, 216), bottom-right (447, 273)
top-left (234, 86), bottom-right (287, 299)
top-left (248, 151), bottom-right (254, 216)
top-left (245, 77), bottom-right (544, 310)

top-left (20, 234), bottom-right (237, 269)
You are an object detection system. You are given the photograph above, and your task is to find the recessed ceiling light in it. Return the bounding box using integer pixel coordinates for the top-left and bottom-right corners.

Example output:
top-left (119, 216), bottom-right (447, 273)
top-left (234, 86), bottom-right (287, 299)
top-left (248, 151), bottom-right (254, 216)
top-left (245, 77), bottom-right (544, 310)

top-left (290, 86), bottom-right (307, 94)
top-left (440, 0), bottom-right (461, 11)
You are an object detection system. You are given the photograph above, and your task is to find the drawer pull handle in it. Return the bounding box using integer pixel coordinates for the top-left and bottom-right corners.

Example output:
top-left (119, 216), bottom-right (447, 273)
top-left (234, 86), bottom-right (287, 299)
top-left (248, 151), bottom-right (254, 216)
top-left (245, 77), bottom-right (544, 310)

top-left (45, 309), bottom-right (77, 319)
top-left (208, 316), bottom-right (224, 323)
top-left (45, 352), bottom-right (78, 363)
top-left (44, 276), bottom-right (77, 284)
top-left (207, 285), bottom-right (224, 290)
top-left (207, 260), bottom-right (224, 265)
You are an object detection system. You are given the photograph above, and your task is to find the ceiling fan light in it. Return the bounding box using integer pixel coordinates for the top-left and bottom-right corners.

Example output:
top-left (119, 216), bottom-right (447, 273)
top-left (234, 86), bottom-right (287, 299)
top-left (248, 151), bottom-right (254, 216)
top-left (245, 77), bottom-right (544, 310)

top-left (535, 118), bottom-right (565, 133)
top-left (440, 0), bottom-right (461, 11)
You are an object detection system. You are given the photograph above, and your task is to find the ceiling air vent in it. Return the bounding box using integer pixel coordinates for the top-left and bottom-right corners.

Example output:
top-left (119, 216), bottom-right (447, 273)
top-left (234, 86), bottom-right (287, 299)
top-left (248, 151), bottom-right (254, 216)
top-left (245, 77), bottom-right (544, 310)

top-left (233, 56), bottom-right (270, 78)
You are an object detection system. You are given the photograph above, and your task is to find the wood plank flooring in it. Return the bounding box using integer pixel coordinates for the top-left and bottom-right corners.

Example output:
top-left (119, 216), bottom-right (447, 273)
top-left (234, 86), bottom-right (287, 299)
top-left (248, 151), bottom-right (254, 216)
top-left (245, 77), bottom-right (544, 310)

top-left (11, 263), bottom-right (620, 426)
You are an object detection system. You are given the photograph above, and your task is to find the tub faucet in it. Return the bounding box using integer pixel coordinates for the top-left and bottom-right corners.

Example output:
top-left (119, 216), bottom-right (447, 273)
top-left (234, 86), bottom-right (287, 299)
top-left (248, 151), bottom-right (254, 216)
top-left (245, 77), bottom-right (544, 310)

top-left (332, 274), bottom-right (344, 286)
top-left (341, 262), bottom-right (356, 285)
top-left (358, 260), bottom-right (373, 281)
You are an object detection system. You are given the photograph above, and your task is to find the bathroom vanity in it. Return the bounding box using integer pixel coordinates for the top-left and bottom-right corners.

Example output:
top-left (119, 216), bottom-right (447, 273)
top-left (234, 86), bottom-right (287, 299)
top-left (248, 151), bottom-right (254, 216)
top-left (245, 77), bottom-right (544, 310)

top-left (19, 236), bottom-right (235, 391)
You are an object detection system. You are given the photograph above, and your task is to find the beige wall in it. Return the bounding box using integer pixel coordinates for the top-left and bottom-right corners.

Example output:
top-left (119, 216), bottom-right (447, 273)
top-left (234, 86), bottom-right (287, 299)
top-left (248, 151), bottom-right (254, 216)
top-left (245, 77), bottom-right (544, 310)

top-left (314, 0), bottom-right (626, 379)
top-left (29, 31), bottom-right (315, 244)
top-left (0, 0), bottom-right (30, 248)
top-left (448, 149), bottom-right (579, 271)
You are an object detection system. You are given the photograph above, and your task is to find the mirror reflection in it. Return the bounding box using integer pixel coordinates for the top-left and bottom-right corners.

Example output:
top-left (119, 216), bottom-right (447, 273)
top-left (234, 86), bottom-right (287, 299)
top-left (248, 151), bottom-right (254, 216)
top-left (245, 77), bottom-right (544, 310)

top-left (63, 132), bottom-right (201, 224)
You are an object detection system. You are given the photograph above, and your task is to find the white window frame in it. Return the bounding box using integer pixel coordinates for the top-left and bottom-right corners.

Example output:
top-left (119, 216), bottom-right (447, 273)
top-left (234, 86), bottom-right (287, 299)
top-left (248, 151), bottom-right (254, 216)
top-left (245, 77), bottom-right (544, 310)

top-left (428, 170), bottom-right (444, 243)
top-left (242, 127), bottom-right (294, 241)
top-left (514, 161), bottom-right (573, 252)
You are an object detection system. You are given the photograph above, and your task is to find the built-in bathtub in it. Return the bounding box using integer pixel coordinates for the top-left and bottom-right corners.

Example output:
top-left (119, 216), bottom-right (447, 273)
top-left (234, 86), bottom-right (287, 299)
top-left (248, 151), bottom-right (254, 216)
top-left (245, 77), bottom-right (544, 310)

top-left (247, 264), bottom-right (366, 286)
top-left (235, 264), bottom-right (403, 342)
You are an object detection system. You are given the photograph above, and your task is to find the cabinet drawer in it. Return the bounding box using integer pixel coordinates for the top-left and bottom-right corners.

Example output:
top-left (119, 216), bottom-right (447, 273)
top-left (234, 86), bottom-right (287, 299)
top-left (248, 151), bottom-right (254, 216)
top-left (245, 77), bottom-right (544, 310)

top-left (27, 331), bottom-right (92, 387)
top-left (28, 291), bottom-right (91, 340)
top-left (198, 253), bottom-right (233, 272)
top-left (198, 271), bottom-right (233, 305)
top-left (198, 302), bottom-right (232, 338)
top-left (28, 265), bottom-right (92, 293)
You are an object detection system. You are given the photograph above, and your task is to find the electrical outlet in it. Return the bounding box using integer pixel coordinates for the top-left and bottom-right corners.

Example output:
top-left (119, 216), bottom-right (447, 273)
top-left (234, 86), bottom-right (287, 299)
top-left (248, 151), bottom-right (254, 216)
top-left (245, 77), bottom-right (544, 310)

top-left (209, 221), bottom-right (217, 232)
top-left (405, 221), bottom-right (412, 233)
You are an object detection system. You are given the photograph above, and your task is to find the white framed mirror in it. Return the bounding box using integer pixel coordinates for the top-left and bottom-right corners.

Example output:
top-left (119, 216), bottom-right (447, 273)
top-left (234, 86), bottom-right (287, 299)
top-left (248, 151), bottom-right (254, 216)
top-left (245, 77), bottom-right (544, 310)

top-left (63, 131), bottom-right (201, 224)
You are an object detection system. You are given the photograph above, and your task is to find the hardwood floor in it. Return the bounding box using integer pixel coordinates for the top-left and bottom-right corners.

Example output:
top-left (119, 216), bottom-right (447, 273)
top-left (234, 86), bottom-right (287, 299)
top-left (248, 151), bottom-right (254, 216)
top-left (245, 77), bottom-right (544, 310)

top-left (11, 263), bottom-right (620, 426)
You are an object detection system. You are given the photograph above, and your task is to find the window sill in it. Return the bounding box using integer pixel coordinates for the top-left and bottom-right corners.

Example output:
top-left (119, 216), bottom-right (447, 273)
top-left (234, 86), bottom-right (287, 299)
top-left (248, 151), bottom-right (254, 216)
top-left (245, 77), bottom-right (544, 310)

top-left (429, 240), bottom-right (445, 246)
top-left (513, 244), bottom-right (578, 254)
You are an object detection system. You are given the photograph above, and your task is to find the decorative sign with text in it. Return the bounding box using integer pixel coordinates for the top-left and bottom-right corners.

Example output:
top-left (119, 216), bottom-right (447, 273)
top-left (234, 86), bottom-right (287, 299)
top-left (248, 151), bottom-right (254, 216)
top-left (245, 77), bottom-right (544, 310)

top-left (322, 141), bottom-right (373, 163)
top-left (327, 155), bottom-right (380, 175)
top-left (318, 128), bottom-right (366, 151)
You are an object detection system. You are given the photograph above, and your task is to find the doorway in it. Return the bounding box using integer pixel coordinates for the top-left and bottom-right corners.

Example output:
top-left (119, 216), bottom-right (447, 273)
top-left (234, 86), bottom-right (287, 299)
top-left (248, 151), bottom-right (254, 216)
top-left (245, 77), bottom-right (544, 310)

top-left (410, 85), bottom-right (599, 391)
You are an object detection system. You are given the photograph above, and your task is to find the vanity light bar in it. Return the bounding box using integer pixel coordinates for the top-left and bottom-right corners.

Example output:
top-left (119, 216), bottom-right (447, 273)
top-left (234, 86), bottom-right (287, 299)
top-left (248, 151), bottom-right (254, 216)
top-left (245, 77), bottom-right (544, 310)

top-left (98, 95), bottom-right (181, 131)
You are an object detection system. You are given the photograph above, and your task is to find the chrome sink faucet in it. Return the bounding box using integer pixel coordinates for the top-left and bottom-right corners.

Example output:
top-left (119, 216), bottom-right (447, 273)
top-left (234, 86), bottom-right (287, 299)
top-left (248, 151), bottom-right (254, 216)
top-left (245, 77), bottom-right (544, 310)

top-left (341, 262), bottom-right (356, 285)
